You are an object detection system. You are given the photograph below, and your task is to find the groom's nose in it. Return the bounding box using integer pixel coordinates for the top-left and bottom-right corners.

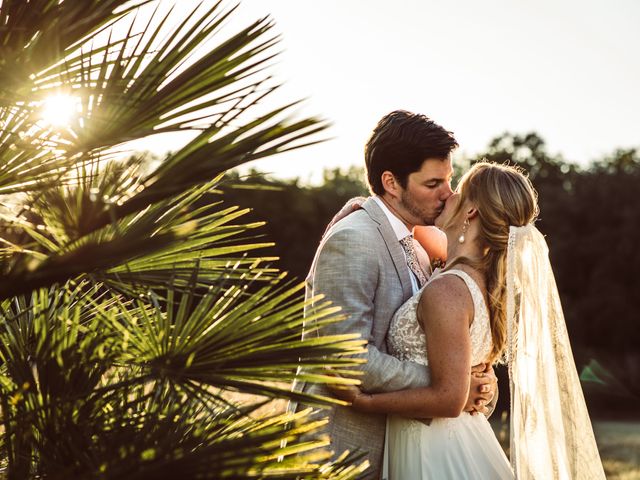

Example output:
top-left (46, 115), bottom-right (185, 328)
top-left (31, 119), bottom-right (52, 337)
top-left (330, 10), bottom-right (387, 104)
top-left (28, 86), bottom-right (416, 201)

top-left (440, 181), bottom-right (454, 200)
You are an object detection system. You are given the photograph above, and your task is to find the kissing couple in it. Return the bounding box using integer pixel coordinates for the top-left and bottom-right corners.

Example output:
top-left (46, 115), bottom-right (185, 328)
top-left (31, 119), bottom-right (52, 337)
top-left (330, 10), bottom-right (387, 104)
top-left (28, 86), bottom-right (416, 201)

top-left (292, 110), bottom-right (606, 479)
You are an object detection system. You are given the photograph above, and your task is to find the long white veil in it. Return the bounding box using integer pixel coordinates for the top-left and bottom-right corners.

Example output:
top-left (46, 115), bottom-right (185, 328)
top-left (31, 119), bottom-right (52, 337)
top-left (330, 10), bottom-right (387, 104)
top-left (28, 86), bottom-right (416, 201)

top-left (506, 225), bottom-right (605, 479)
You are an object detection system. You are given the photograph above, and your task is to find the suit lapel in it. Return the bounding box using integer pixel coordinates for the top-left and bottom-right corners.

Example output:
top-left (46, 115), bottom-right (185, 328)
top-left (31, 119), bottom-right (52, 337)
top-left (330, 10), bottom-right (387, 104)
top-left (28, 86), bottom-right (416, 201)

top-left (362, 198), bottom-right (413, 300)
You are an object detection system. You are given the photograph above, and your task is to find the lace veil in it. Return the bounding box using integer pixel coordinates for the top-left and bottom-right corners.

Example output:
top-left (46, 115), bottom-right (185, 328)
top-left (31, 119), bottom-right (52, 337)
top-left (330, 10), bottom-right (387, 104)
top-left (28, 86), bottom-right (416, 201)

top-left (506, 225), bottom-right (605, 479)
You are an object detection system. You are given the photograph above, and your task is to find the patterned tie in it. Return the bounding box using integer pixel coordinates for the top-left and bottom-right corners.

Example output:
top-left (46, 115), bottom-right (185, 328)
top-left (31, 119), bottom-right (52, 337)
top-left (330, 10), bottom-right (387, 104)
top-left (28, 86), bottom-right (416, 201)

top-left (399, 236), bottom-right (427, 288)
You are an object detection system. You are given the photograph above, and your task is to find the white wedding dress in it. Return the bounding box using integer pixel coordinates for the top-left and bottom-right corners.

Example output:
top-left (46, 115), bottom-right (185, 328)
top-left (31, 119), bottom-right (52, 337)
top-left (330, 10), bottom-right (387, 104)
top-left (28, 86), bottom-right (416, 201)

top-left (385, 269), bottom-right (514, 479)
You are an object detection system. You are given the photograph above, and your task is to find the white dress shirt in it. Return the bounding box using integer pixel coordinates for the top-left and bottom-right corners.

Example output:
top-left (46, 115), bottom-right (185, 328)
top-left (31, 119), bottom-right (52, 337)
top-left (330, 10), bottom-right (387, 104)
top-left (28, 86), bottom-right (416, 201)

top-left (373, 196), bottom-right (420, 294)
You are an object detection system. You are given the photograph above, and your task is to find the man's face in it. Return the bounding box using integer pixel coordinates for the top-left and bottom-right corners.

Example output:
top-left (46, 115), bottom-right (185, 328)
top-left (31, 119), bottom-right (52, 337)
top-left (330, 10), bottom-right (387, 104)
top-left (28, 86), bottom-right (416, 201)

top-left (395, 157), bottom-right (454, 227)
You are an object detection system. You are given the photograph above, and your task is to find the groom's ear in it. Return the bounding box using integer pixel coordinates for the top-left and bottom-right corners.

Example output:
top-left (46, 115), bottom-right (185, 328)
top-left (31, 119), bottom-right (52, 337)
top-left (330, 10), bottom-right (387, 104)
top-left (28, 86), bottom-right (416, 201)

top-left (381, 171), bottom-right (401, 198)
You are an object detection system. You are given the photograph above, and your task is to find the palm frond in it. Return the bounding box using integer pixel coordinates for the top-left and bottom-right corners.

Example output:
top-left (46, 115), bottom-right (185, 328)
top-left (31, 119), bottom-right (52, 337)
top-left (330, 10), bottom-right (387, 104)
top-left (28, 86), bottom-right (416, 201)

top-left (0, 279), bottom-right (366, 479)
top-left (0, 165), bottom-right (281, 299)
top-left (0, 1), bottom-right (328, 203)
top-left (0, 0), bottom-right (153, 98)
top-left (101, 275), bottom-right (365, 406)
top-left (0, 1), bottom-right (361, 477)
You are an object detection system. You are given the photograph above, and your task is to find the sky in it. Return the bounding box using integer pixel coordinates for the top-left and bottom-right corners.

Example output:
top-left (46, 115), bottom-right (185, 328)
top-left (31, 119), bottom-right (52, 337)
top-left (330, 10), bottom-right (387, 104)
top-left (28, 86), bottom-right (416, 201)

top-left (146, 0), bottom-right (640, 183)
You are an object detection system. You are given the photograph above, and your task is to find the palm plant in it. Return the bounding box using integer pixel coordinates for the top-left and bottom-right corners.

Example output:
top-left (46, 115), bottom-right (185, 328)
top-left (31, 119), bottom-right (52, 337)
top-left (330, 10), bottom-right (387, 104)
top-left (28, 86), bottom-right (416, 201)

top-left (0, 1), bottom-right (367, 478)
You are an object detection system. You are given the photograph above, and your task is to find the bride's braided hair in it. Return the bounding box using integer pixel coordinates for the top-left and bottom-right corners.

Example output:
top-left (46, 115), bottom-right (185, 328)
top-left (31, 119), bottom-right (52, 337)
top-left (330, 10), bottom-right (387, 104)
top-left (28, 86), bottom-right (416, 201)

top-left (450, 162), bottom-right (538, 364)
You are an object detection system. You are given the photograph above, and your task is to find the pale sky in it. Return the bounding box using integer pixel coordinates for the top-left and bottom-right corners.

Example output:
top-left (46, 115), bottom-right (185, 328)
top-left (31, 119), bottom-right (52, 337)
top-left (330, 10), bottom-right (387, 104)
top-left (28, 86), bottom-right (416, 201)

top-left (145, 0), bottom-right (640, 183)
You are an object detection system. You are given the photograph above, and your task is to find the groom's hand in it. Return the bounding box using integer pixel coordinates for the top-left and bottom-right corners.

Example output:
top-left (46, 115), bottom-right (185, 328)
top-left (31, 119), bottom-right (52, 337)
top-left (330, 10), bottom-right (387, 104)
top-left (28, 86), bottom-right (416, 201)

top-left (465, 363), bottom-right (497, 415)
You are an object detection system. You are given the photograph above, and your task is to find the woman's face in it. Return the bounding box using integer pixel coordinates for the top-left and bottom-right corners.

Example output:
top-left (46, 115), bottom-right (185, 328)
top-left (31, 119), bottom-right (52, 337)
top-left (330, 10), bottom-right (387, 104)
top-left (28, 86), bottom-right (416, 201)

top-left (434, 191), bottom-right (462, 230)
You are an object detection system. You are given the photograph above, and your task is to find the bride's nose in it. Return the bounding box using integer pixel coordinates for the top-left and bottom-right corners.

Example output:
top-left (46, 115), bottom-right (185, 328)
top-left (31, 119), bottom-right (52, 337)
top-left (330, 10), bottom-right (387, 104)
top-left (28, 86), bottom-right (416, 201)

top-left (441, 182), bottom-right (454, 200)
top-left (445, 192), bottom-right (460, 206)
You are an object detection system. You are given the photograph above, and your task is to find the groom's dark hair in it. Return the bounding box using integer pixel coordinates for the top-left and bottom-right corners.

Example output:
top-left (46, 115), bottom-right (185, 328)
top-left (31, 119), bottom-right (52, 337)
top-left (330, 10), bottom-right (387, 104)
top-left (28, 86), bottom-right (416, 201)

top-left (364, 110), bottom-right (458, 195)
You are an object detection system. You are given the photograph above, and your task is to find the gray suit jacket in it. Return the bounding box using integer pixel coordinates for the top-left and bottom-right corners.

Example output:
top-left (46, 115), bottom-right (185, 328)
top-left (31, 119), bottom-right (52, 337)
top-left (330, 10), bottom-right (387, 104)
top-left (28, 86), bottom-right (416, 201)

top-left (295, 198), bottom-right (431, 478)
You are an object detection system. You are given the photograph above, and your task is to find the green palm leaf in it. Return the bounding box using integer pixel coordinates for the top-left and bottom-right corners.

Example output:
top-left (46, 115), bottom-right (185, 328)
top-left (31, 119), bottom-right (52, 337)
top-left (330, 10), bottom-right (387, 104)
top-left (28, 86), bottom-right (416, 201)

top-left (1, 165), bottom-right (281, 298)
top-left (101, 276), bottom-right (365, 405)
top-left (0, 1), bottom-right (153, 97)
top-left (0, 1), bottom-right (361, 477)
top-left (0, 280), bottom-right (366, 478)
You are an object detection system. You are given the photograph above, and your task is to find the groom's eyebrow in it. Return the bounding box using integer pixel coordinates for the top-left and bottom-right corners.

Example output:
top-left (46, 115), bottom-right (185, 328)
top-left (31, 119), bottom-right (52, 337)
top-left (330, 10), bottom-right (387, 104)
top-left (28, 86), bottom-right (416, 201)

top-left (424, 173), bottom-right (453, 185)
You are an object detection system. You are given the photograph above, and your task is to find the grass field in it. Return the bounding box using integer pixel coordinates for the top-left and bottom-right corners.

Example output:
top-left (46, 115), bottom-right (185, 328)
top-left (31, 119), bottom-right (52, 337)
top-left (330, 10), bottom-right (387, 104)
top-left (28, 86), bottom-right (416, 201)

top-left (490, 418), bottom-right (640, 480)
top-left (593, 421), bottom-right (640, 480)
top-left (242, 396), bottom-right (640, 478)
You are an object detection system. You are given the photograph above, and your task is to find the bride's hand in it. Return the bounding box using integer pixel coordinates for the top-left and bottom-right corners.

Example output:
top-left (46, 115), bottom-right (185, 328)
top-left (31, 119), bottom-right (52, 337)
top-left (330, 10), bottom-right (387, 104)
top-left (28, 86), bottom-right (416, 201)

top-left (466, 363), bottom-right (497, 415)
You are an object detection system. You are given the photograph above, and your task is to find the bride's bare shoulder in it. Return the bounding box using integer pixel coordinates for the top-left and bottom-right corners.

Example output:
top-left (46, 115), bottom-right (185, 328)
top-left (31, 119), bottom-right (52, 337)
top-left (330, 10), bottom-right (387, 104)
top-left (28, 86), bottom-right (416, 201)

top-left (418, 273), bottom-right (474, 326)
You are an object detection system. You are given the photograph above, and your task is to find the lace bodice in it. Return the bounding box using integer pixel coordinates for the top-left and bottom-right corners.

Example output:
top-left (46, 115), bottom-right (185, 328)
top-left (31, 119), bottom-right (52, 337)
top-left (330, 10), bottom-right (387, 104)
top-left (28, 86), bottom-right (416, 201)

top-left (388, 269), bottom-right (492, 366)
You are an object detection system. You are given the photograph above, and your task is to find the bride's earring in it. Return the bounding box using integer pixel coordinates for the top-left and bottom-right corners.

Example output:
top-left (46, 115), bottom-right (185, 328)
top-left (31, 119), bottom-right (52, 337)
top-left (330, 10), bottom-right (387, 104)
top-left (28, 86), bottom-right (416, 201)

top-left (458, 219), bottom-right (469, 244)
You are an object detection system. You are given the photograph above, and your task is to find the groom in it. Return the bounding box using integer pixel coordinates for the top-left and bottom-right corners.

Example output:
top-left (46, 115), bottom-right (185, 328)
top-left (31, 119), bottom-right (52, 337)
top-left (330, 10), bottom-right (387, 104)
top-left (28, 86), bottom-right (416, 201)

top-left (299, 111), bottom-right (497, 478)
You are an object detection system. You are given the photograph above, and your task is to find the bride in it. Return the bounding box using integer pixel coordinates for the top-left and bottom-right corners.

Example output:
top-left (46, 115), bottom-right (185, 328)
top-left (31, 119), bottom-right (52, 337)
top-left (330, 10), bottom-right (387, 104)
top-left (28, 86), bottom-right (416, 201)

top-left (333, 162), bottom-right (605, 479)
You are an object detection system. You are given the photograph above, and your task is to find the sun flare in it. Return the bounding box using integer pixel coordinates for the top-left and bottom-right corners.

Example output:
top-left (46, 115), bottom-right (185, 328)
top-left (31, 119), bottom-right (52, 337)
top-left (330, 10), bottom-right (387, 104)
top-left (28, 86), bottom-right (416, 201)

top-left (41, 94), bottom-right (80, 128)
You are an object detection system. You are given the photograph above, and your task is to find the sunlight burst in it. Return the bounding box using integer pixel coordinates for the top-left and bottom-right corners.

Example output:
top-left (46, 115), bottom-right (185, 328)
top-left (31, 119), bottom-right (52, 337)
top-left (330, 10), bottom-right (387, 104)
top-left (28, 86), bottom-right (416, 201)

top-left (41, 94), bottom-right (80, 128)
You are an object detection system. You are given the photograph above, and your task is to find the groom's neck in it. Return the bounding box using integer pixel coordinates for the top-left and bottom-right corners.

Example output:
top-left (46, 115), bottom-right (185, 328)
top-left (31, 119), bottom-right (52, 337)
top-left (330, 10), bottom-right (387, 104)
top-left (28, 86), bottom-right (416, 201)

top-left (379, 194), bottom-right (415, 231)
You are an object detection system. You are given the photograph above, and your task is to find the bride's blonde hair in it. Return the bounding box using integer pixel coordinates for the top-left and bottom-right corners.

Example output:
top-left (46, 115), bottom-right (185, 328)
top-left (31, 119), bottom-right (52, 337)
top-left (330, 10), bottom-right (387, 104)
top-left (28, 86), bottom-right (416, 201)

top-left (448, 162), bottom-right (539, 363)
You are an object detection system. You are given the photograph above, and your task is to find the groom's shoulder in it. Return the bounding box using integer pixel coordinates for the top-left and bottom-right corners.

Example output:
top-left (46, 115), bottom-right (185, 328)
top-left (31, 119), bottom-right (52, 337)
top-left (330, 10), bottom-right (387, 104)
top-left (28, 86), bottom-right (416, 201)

top-left (341, 197), bottom-right (385, 227)
top-left (339, 207), bottom-right (376, 228)
top-left (328, 206), bottom-right (378, 239)
top-left (316, 213), bottom-right (380, 257)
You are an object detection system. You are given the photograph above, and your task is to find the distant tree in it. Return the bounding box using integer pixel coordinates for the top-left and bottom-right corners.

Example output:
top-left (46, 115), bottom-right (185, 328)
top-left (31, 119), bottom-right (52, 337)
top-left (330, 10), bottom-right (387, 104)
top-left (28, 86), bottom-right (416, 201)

top-left (570, 149), bottom-right (640, 355)
top-left (219, 167), bottom-right (368, 281)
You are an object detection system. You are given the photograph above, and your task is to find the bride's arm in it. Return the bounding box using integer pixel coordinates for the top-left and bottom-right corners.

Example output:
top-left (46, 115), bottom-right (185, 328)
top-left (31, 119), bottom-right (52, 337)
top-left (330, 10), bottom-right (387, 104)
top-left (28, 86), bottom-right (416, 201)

top-left (347, 275), bottom-right (474, 418)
